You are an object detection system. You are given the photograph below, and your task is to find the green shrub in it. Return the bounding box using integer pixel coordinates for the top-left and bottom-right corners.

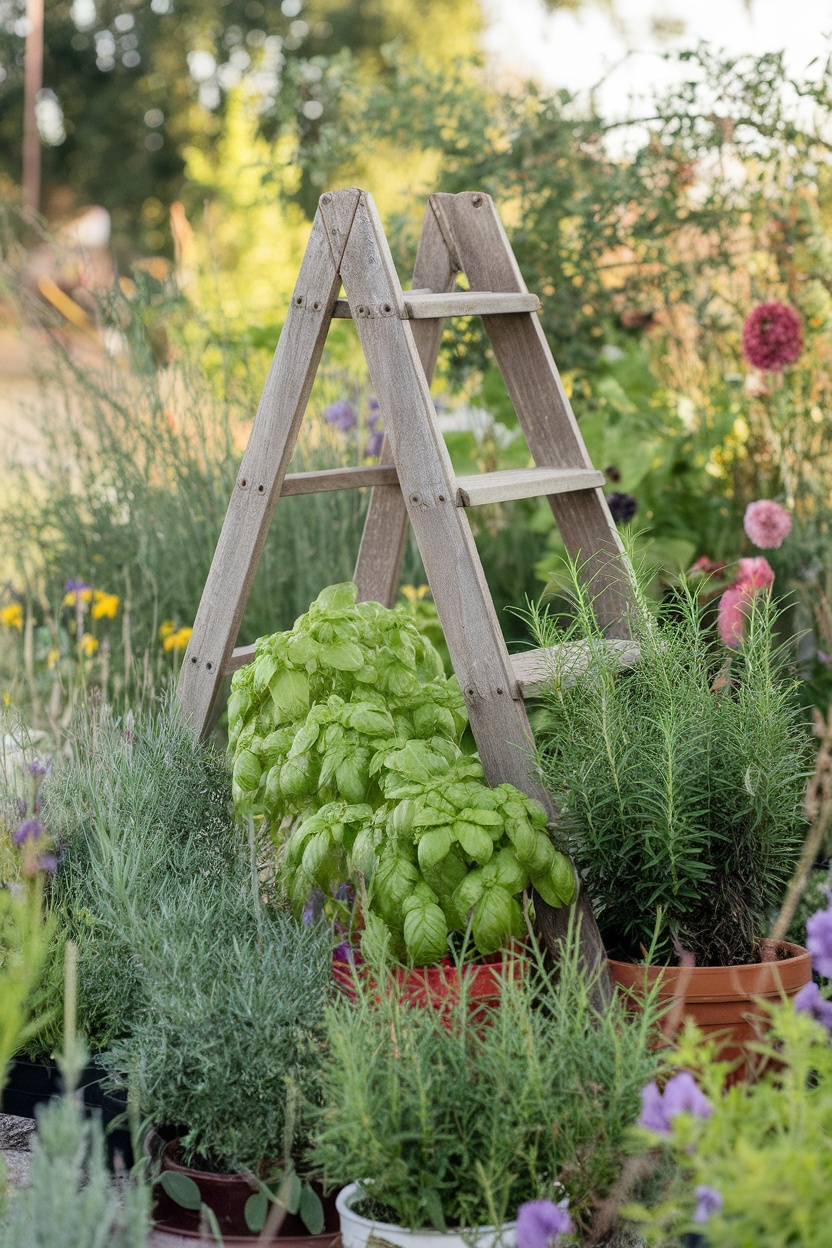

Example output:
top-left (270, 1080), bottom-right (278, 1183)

top-left (106, 890), bottom-right (333, 1176)
top-left (38, 697), bottom-right (243, 1052)
top-left (531, 566), bottom-right (810, 966)
top-left (311, 934), bottom-right (659, 1235)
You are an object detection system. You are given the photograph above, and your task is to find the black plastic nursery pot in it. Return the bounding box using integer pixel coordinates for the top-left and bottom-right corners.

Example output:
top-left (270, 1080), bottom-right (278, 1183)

top-left (1, 1055), bottom-right (103, 1119)
top-left (151, 1133), bottom-right (341, 1246)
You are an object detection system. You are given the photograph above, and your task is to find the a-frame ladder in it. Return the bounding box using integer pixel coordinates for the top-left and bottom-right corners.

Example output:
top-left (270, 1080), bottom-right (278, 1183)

top-left (178, 188), bottom-right (638, 978)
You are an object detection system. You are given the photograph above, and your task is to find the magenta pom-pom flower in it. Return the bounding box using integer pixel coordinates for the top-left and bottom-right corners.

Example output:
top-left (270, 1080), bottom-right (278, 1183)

top-left (742, 302), bottom-right (802, 372)
top-left (744, 500), bottom-right (792, 550)
top-left (717, 557), bottom-right (775, 649)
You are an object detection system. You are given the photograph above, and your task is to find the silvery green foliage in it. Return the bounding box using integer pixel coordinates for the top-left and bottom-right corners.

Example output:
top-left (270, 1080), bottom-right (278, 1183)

top-left (229, 583), bottom-right (576, 963)
top-left (0, 1083), bottom-right (150, 1248)
top-left (36, 698), bottom-right (244, 1053)
top-left (106, 890), bottom-right (333, 1174)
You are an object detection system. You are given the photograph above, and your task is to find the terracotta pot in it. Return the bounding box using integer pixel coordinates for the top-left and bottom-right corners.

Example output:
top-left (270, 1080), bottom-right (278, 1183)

top-left (332, 946), bottom-right (527, 1022)
top-left (609, 939), bottom-right (812, 1078)
top-left (153, 1137), bottom-right (340, 1245)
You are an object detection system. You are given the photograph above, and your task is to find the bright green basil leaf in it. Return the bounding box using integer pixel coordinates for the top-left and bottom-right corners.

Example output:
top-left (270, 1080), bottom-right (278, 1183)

top-left (491, 846), bottom-right (529, 896)
top-left (528, 832), bottom-right (557, 879)
top-left (452, 870), bottom-right (486, 920)
top-left (232, 749), bottom-right (261, 793)
top-left (269, 667), bottom-right (310, 719)
top-left (504, 817), bottom-right (537, 865)
top-left (417, 826), bottom-right (453, 872)
top-left (531, 851), bottom-right (578, 908)
top-left (455, 820), bottom-right (494, 864)
top-left (472, 885), bottom-right (524, 956)
top-left (301, 829), bottom-right (332, 878)
top-left (319, 641), bottom-right (365, 672)
top-left (361, 911), bottom-right (393, 966)
top-left (403, 897), bottom-right (448, 965)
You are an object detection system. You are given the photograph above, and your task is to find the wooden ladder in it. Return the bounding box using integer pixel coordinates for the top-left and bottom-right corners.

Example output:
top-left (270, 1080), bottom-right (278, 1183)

top-left (178, 188), bottom-right (639, 977)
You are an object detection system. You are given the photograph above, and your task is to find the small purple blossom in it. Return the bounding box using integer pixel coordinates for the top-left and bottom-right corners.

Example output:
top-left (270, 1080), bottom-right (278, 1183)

top-left (333, 941), bottom-right (355, 965)
top-left (692, 1185), bottom-right (722, 1225)
top-left (13, 817), bottom-right (42, 844)
top-left (794, 980), bottom-right (832, 1034)
top-left (323, 400), bottom-right (357, 432)
top-left (364, 430), bottom-right (384, 460)
top-left (37, 853), bottom-right (57, 874)
top-left (302, 888), bottom-right (325, 925)
top-left (516, 1198), bottom-right (574, 1248)
top-left (64, 578), bottom-right (91, 592)
top-left (606, 492), bottom-right (638, 525)
top-left (638, 1072), bottom-right (711, 1135)
top-left (806, 898), bottom-right (832, 979)
top-left (27, 755), bottom-right (51, 779)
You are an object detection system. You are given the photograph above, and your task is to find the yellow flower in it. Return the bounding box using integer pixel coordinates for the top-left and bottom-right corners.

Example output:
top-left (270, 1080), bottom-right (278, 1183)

top-left (0, 603), bottom-right (23, 631)
top-left (400, 585), bottom-right (431, 605)
top-left (47, 648), bottom-right (60, 670)
top-left (163, 626), bottom-right (193, 652)
top-left (79, 634), bottom-right (99, 657)
top-left (2, 692), bottom-right (10, 706)
top-left (62, 586), bottom-right (93, 609)
top-left (158, 620), bottom-right (176, 641)
top-left (91, 590), bottom-right (120, 620)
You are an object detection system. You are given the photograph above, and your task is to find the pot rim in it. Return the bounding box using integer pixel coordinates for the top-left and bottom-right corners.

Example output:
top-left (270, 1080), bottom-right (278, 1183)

top-left (608, 939), bottom-right (809, 976)
top-left (336, 1181), bottom-right (517, 1238)
top-left (608, 940), bottom-right (811, 1002)
top-left (160, 1136), bottom-right (259, 1189)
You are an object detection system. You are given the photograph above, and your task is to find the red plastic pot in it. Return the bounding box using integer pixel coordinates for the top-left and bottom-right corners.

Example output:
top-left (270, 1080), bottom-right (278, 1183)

top-left (152, 1137), bottom-right (340, 1245)
top-left (608, 938), bottom-right (812, 1079)
top-left (332, 945), bottom-right (527, 1021)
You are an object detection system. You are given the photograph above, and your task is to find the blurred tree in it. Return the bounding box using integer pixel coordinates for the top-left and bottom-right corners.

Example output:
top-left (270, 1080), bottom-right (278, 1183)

top-left (0, 0), bottom-right (480, 257)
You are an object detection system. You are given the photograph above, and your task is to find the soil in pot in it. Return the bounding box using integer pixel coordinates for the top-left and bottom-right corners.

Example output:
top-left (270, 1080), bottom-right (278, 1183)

top-left (153, 1137), bottom-right (341, 1245)
top-left (609, 938), bottom-right (812, 1080)
top-left (336, 1182), bottom-right (516, 1248)
top-left (332, 946), bottom-right (527, 1024)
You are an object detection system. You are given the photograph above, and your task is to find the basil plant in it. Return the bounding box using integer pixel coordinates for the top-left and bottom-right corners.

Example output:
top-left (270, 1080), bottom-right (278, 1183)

top-left (229, 583), bottom-right (576, 965)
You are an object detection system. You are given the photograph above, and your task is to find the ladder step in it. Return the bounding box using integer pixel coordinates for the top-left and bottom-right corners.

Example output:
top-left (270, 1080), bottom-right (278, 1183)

top-left (511, 639), bottom-right (641, 697)
top-left (226, 643), bottom-right (256, 674)
top-left (455, 467), bottom-right (604, 508)
top-left (281, 464), bottom-right (399, 496)
top-left (332, 291), bottom-right (540, 320)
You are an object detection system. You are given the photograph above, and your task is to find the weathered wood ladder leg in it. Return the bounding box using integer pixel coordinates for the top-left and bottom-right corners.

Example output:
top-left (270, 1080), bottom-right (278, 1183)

top-left (177, 190), bottom-right (361, 737)
top-left (320, 189), bottom-right (614, 981)
top-left (352, 198), bottom-right (459, 605)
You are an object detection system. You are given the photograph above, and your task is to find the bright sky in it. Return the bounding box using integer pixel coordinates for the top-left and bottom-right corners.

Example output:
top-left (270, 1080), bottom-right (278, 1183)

top-left (483, 0), bottom-right (832, 113)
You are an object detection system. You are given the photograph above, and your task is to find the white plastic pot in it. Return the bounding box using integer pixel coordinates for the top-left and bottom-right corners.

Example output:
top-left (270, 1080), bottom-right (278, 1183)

top-left (336, 1182), bottom-right (517, 1248)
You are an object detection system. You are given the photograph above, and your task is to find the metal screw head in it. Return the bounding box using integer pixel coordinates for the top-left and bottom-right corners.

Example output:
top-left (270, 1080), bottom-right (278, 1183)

top-left (410, 492), bottom-right (421, 504)
top-left (321, 194), bottom-right (332, 205)
top-left (471, 194), bottom-right (483, 207)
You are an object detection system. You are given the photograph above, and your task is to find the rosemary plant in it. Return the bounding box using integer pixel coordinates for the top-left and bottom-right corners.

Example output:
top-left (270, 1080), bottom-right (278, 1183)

top-left (530, 565), bottom-right (810, 966)
top-left (312, 932), bottom-right (659, 1236)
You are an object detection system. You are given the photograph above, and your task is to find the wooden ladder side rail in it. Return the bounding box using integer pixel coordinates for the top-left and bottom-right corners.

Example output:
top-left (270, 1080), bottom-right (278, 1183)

top-left (177, 190), bottom-right (362, 738)
top-left (352, 197), bottom-right (460, 606)
top-left (431, 192), bottom-right (638, 636)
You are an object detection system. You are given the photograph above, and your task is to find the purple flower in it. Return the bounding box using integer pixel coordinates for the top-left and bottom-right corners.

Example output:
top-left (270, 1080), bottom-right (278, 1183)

top-left (693, 1185), bottom-right (722, 1225)
top-left (302, 888), bottom-right (325, 925)
top-left (516, 1198), bottom-right (574, 1248)
top-left (13, 817), bottom-right (42, 844)
top-left (27, 755), bottom-right (51, 779)
top-left (807, 899), bottom-right (832, 978)
top-left (638, 1072), bottom-right (711, 1135)
top-left (333, 941), bottom-right (355, 965)
top-left (323, 400), bottom-right (357, 432)
top-left (64, 578), bottom-right (91, 592)
top-left (794, 980), bottom-right (832, 1034)
top-left (37, 853), bottom-right (57, 874)
top-left (606, 492), bottom-right (638, 525)
top-left (363, 430), bottom-right (384, 460)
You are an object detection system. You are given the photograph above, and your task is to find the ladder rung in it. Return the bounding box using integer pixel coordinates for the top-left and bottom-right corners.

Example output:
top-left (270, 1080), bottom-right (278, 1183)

top-left (281, 464), bottom-right (399, 496)
top-left (226, 644), bottom-right (256, 675)
top-left (331, 291), bottom-right (541, 320)
top-left (404, 291), bottom-right (541, 319)
top-left (511, 639), bottom-right (641, 697)
top-left (455, 467), bottom-right (604, 508)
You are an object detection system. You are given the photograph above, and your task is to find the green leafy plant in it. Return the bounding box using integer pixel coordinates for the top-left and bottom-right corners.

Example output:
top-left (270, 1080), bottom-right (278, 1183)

top-left (229, 582), bottom-right (576, 963)
top-left (312, 930), bottom-right (659, 1236)
top-left (627, 999), bottom-right (832, 1247)
top-left (105, 884), bottom-right (333, 1186)
top-left (37, 696), bottom-right (243, 1053)
top-left (531, 562), bottom-right (810, 966)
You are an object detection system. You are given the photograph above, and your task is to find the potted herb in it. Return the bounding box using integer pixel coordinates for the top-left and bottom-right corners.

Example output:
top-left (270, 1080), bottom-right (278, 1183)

top-left (531, 567), bottom-right (812, 1062)
top-left (312, 935), bottom-right (659, 1246)
top-left (229, 583), bottom-right (576, 989)
top-left (105, 885), bottom-right (337, 1243)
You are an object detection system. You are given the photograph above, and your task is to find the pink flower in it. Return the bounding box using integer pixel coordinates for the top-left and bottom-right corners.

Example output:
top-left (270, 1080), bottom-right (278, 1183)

top-left (742, 302), bottom-right (802, 372)
top-left (743, 500), bottom-right (792, 549)
top-left (717, 557), bottom-right (775, 649)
